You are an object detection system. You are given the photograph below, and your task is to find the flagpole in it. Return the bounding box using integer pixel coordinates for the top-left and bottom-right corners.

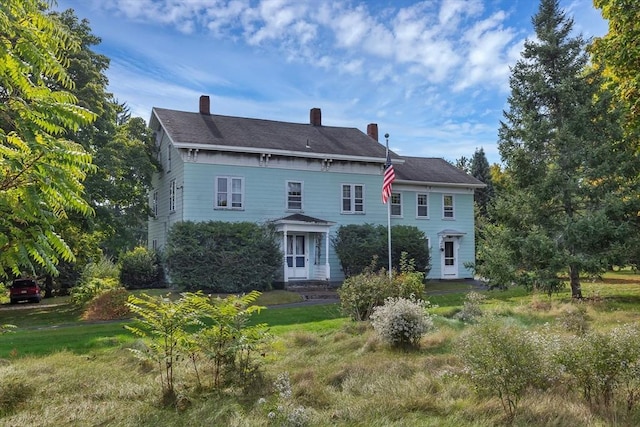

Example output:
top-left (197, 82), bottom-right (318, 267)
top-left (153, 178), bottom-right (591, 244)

top-left (385, 133), bottom-right (392, 280)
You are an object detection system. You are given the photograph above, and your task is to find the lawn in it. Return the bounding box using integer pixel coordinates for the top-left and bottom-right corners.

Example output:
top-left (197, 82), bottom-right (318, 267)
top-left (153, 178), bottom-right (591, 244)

top-left (0, 274), bottom-right (639, 426)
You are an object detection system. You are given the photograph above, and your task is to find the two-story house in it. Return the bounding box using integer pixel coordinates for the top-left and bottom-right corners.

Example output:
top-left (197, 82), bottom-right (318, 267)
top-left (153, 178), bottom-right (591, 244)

top-left (148, 95), bottom-right (484, 284)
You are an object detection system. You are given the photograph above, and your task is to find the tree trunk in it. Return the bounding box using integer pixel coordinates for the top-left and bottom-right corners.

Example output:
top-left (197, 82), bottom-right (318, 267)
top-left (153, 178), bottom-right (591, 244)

top-left (569, 264), bottom-right (582, 299)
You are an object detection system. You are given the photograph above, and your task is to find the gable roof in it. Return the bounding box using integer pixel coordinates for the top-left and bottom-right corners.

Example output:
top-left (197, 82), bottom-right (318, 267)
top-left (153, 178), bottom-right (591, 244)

top-left (394, 156), bottom-right (485, 188)
top-left (152, 107), bottom-right (398, 163)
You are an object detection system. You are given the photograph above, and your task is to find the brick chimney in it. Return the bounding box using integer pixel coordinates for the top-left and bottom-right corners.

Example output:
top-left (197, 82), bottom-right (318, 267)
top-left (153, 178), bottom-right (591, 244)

top-left (199, 95), bottom-right (210, 115)
top-left (310, 108), bottom-right (322, 126)
top-left (367, 123), bottom-right (378, 142)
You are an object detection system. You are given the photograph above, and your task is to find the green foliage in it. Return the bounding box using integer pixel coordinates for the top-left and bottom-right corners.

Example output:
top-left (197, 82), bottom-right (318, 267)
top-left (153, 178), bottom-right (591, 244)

top-left (470, 147), bottom-right (494, 218)
top-left (125, 291), bottom-right (269, 404)
top-left (81, 255), bottom-right (120, 281)
top-left (70, 277), bottom-right (120, 307)
top-left (556, 323), bottom-right (640, 409)
top-left (0, 0), bottom-right (96, 277)
top-left (193, 291), bottom-right (269, 390)
top-left (125, 292), bottom-right (205, 403)
top-left (165, 221), bottom-right (281, 292)
top-left (119, 246), bottom-right (163, 289)
top-left (81, 287), bottom-right (130, 321)
top-left (338, 255), bottom-right (425, 321)
top-left (332, 224), bottom-right (430, 277)
top-left (453, 291), bottom-right (486, 323)
top-left (488, 0), bottom-right (638, 299)
top-left (457, 317), bottom-right (554, 421)
top-left (370, 296), bottom-right (434, 349)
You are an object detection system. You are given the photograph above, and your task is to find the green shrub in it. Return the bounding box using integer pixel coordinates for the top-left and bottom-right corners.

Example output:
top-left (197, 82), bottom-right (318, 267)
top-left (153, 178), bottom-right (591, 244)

top-left (556, 323), bottom-right (640, 409)
top-left (338, 256), bottom-right (425, 321)
top-left (453, 291), bottom-right (486, 323)
top-left (165, 221), bottom-right (281, 292)
top-left (557, 303), bottom-right (590, 335)
top-left (70, 277), bottom-right (120, 307)
top-left (332, 224), bottom-right (430, 277)
top-left (82, 288), bottom-right (130, 321)
top-left (119, 246), bottom-right (164, 289)
top-left (370, 296), bottom-right (434, 349)
top-left (81, 255), bottom-right (120, 281)
top-left (457, 318), bottom-right (554, 421)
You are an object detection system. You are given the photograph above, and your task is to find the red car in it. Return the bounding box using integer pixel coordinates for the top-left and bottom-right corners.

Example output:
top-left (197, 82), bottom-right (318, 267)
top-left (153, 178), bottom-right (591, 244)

top-left (9, 279), bottom-right (42, 304)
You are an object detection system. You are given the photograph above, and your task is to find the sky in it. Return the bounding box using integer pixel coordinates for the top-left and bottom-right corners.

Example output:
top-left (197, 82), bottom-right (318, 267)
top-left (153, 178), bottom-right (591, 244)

top-left (53, 0), bottom-right (608, 165)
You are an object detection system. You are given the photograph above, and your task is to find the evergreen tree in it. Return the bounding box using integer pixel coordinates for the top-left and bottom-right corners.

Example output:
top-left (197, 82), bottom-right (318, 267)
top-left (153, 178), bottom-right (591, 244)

top-left (479, 0), bottom-right (636, 298)
top-left (469, 147), bottom-right (494, 218)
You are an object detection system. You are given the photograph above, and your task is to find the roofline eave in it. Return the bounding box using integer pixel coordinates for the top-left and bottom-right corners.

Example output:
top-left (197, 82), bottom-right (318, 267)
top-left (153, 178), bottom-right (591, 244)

top-left (394, 179), bottom-right (486, 188)
top-left (171, 141), bottom-right (406, 164)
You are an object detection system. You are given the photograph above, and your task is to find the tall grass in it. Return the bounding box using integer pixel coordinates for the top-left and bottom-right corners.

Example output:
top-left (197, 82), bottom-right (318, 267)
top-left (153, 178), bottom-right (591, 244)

top-left (0, 275), bottom-right (639, 425)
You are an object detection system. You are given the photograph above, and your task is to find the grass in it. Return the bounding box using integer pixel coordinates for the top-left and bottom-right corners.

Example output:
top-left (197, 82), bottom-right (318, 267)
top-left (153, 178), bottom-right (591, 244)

top-left (1, 274), bottom-right (640, 425)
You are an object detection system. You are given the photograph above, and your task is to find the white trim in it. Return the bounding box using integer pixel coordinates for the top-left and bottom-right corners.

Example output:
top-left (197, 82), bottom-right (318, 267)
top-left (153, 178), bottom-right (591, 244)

top-left (442, 194), bottom-right (455, 219)
top-left (169, 179), bottom-right (176, 213)
top-left (341, 183), bottom-right (365, 214)
top-left (286, 180), bottom-right (303, 211)
top-left (390, 192), bottom-right (402, 217)
top-left (416, 192), bottom-right (429, 219)
top-left (215, 176), bottom-right (244, 210)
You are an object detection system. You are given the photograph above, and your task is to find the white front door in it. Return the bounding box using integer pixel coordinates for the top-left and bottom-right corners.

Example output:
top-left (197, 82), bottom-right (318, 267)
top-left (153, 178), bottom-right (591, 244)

top-left (442, 239), bottom-right (458, 278)
top-left (286, 234), bottom-right (308, 279)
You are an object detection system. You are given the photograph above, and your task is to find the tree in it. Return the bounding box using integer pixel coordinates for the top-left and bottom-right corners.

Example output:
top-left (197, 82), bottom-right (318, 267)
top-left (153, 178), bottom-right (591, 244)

top-left (469, 147), bottom-right (494, 218)
top-left (590, 0), bottom-right (640, 269)
top-left (481, 0), bottom-right (635, 298)
top-left (0, 0), bottom-right (95, 277)
top-left (591, 0), bottom-right (640, 134)
top-left (51, 10), bottom-right (158, 259)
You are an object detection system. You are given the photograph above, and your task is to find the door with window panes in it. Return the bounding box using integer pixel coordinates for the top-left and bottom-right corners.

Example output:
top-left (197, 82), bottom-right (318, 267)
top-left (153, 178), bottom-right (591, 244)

top-left (442, 238), bottom-right (458, 278)
top-left (286, 234), bottom-right (307, 279)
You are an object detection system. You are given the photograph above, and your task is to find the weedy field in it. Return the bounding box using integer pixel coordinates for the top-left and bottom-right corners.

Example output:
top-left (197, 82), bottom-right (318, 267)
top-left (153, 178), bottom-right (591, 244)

top-left (0, 275), bottom-right (639, 426)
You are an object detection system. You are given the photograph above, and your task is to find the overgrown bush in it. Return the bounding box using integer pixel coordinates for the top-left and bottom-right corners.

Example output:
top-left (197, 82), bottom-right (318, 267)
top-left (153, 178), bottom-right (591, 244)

top-left (82, 288), bottom-right (130, 321)
top-left (338, 255), bottom-right (425, 321)
top-left (332, 224), bottom-right (430, 277)
top-left (70, 277), bottom-right (120, 307)
top-left (81, 255), bottom-right (120, 281)
top-left (119, 246), bottom-right (164, 289)
top-left (453, 291), bottom-right (486, 323)
top-left (370, 296), bottom-right (434, 349)
top-left (165, 221), bottom-right (281, 292)
top-left (457, 318), bottom-right (555, 421)
top-left (556, 323), bottom-right (640, 409)
top-left (557, 303), bottom-right (590, 335)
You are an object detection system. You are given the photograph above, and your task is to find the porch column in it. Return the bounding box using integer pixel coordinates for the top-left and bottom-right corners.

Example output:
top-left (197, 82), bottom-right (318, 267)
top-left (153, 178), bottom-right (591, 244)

top-left (324, 231), bottom-right (330, 280)
top-left (282, 227), bottom-right (288, 283)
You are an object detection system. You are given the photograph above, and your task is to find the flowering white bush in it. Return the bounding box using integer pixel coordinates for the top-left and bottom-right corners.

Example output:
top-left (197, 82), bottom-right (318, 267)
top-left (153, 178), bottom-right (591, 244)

top-left (453, 291), bottom-right (486, 323)
top-left (258, 372), bottom-right (310, 427)
top-left (370, 296), bottom-right (434, 348)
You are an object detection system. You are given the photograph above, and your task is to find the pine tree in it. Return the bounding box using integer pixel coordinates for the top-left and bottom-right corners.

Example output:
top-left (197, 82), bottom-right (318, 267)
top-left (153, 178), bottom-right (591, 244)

top-left (480, 0), bottom-right (635, 298)
top-left (469, 147), bottom-right (494, 218)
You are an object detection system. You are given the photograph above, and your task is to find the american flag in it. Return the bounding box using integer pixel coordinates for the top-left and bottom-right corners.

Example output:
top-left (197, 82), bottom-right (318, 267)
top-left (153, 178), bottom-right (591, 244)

top-left (382, 152), bottom-right (395, 204)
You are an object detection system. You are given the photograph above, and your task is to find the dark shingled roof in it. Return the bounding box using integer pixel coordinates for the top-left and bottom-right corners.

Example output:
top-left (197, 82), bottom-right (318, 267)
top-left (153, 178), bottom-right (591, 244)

top-left (394, 156), bottom-right (485, 187)
top-left (153, 107), bottom-right (396, 160)
top-left (152, 107), bottom-right (483, 186)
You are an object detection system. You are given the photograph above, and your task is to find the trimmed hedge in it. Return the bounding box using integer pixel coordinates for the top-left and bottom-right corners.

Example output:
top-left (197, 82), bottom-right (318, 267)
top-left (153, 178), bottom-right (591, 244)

top-left (332, 224), bottom-right (430, 277)
top-left (165, 221), bottom-right (281, 292)
top-left (119, 247), bottom-right (164, 289)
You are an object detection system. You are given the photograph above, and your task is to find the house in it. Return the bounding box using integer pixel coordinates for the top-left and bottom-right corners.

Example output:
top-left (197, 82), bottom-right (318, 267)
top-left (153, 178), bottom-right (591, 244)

top-left (148, 95), bottom-right (485, 284)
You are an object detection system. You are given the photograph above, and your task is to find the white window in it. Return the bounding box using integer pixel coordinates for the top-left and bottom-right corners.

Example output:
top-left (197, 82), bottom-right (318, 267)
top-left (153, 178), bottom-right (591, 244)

top-left (341, 184), bottom-right (364, 213)
top-left (167, 144), bottom-right (172, 172)
top-left (287, 181), bottom-right (303, 211)
top-left (391, 192), bottom-right (402, 217)
top-left (152, 239), bottom-right (158, 250)
top-left (169, 179), bottom-right (176, 212)
top-left (151, 190), bottom-right (158, 217)
top-left (216, 176), bottom-right (244, 209)
top-left (417, 193), bottom-right (429, 218)
top-left (443, 194), bottom-right (455, 219)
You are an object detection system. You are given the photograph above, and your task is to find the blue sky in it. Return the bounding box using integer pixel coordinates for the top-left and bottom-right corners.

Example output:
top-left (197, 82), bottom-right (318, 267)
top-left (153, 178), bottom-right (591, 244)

top-left (54, 0), bottom-right (608, 165)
